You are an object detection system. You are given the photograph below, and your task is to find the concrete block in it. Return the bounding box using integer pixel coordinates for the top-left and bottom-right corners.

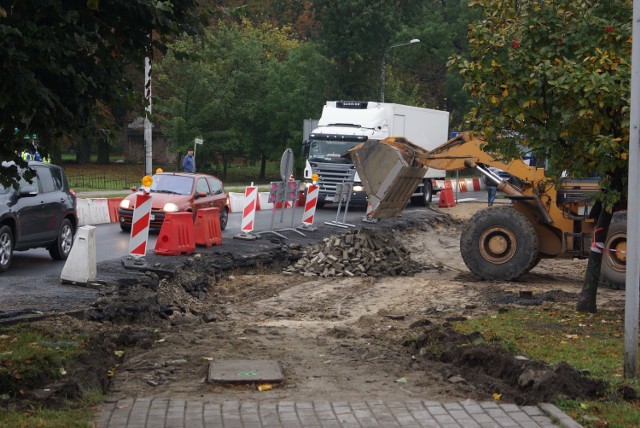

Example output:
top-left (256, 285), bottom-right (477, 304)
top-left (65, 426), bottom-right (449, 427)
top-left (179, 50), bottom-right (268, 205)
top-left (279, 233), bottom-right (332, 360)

top-left (60, 225), bottom-right (97, 284)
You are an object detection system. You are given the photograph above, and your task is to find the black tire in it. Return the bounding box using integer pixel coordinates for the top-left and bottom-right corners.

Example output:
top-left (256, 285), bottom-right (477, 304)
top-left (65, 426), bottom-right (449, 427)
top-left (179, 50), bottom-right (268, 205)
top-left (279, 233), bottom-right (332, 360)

top-left (601, 211), bottom-right (626, 290)
top-left (411, 180), bottom-right (433, 206)
top-left (524, 253), bottom-right (543, 274)
top-left (0, 225), bottom-right (14, 272)
top-left (49, 218), bottom-right (74, 260)
top-left (120, 223), bottom-right (131, 233)
top-left (219, 206), bottom-right (229, 231)
top-left (460, 206), bottom-right (539, 281)
top-left (316, 198), bottom-right (326, 209)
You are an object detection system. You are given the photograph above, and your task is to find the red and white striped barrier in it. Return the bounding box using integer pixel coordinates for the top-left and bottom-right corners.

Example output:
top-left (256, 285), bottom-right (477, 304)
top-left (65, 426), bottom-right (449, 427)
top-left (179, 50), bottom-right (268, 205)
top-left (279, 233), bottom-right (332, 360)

top-left (434, 178), bottom-right (484, 193)
top-left (240, 186), bottom-right (258, 233)
top-left (128, 193), bottom-right (152, 257)
top-left (301, 184), bottom-right (318, 226)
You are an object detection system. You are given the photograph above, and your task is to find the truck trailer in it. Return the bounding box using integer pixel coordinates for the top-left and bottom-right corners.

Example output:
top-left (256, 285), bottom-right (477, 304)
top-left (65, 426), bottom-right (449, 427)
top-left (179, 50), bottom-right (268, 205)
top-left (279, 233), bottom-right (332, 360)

top-left (302, 101), bottom-right (449, 208)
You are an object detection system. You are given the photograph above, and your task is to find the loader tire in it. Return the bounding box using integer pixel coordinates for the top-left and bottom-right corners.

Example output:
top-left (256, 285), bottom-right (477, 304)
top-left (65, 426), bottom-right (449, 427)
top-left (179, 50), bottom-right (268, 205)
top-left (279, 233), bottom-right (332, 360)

top-left (460, 206), bottom-right (539, 281)
top-left (601, 211), bottom-right (627, 290)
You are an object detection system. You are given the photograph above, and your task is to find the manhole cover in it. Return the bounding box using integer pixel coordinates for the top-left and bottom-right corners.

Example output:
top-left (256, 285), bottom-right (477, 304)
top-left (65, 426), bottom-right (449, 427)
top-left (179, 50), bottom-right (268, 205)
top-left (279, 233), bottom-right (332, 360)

top-left (207, 359), bottom-right (284, 384)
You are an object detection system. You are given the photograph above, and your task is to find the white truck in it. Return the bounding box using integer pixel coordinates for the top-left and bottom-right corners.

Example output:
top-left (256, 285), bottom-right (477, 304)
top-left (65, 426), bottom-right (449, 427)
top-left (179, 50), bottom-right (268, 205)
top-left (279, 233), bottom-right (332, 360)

top-left (302, 100), bottom-right (450, 207)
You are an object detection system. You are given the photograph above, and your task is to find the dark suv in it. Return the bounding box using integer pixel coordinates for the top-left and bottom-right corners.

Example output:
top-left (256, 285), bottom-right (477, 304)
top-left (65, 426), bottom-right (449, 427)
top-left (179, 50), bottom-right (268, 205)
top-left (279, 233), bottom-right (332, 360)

top-left (0, 161), bottom-right (78, 271)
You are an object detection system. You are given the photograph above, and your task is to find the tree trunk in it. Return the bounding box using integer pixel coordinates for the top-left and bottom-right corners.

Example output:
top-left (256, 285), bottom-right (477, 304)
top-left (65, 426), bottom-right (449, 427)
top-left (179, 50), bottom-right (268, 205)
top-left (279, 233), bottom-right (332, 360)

top-left (78, 138), bottom-right (92, 164)
top-left (260, 153), bottom-right (267, 180)
top-left (96, 135), bottom-right (110, 164)
top-left (576, 204), bottom-right (613, 313)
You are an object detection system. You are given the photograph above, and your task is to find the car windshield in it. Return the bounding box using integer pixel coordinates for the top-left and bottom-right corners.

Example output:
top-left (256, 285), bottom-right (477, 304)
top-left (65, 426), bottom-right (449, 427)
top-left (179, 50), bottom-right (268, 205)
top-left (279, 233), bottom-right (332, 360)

top-left (150, 174), bottom-right (194, 195)
top-left (308, 139), bottom-right (356, 164)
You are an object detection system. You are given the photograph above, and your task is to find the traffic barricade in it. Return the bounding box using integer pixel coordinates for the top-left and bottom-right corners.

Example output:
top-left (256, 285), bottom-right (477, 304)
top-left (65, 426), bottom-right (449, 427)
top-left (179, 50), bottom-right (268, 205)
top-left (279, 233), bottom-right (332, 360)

top-left (155, 212), bottom-right (195, 255)
top-left (194, 207), bottom-right (222, 247)
top-left (129, 193), bottom-right (152, 257)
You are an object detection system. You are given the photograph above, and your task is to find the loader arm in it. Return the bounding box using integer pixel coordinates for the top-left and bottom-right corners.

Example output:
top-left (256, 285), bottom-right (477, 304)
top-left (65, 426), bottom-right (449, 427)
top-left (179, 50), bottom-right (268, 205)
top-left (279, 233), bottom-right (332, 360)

top-left (347, 131), bottom-right (589, 257)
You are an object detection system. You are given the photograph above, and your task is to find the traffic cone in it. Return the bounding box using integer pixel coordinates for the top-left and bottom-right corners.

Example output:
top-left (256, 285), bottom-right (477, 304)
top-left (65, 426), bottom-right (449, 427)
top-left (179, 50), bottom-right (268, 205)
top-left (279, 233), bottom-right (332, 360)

top-left (438, 184), bottom-right (456, 208)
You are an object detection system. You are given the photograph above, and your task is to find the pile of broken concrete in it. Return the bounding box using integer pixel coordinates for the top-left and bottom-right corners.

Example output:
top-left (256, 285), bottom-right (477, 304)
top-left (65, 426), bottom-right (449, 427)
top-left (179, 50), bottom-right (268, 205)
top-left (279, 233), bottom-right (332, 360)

top-left (283, 228), bottom-right (421, 278)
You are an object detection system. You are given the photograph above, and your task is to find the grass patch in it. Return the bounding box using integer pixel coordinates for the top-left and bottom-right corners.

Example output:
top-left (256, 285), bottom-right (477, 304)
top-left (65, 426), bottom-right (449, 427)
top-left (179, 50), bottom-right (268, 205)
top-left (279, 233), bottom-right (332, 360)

top-left (452, 309), bottom-right (640, 427)
top-left (0, 405), bottom-right (97, 428)
top-left (0, 325), bottom-right (100, 427)
top-left (0, 327), bottom-right (87, 395)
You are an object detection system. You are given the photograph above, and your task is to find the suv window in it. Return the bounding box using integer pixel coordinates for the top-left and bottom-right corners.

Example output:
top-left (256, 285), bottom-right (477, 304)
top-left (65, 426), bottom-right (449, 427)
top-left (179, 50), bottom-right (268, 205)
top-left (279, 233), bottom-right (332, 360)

top-left (35, 166), bottom-right (56, 193)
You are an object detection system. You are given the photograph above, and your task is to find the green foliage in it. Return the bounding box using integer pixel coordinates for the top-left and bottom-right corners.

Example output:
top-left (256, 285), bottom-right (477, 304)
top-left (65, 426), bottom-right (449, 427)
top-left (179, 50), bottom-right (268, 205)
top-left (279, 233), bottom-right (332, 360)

top-left (0, 0), bottom-right (202, 187)
top-left (449, 0), bottom-right (632, 205)
top-left (154, 20), bottom-right (335, 178)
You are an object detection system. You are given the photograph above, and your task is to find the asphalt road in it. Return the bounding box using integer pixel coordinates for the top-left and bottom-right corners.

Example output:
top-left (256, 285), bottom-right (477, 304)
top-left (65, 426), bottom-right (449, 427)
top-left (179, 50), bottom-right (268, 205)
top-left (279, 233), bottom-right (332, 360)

top-left (0, 191), bottom-right (485, 319)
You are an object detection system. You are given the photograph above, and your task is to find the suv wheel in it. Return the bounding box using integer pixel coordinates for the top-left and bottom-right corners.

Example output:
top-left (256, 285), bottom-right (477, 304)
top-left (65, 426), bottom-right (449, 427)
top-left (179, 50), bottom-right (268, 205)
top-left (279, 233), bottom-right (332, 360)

top-left (0, 225), bottom-right (13, 272)
top-left (49, 218), bottom-right (74, 260)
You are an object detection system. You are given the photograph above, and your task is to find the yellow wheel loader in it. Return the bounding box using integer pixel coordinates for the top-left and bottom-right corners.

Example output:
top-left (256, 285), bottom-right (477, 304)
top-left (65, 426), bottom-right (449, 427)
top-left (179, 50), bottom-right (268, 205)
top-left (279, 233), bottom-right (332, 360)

top-left (347, 132), bottom-right (627, 288)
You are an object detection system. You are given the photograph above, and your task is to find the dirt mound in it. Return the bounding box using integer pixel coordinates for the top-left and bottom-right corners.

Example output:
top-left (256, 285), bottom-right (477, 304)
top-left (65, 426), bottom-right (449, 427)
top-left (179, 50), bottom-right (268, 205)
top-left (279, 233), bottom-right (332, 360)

top-left (412, 325), bottom-right (607, 405)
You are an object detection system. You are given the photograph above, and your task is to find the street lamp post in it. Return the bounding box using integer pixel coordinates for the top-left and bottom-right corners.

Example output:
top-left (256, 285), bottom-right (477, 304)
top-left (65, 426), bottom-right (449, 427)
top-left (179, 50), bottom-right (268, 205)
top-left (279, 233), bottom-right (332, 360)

top-left (380, 38), bottom-right (420, 103)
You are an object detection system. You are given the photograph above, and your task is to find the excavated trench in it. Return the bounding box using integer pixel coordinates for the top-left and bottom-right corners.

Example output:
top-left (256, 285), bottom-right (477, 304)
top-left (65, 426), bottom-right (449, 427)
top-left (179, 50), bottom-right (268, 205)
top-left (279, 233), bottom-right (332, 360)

top-left (0, 211), bottom-right (616, 410)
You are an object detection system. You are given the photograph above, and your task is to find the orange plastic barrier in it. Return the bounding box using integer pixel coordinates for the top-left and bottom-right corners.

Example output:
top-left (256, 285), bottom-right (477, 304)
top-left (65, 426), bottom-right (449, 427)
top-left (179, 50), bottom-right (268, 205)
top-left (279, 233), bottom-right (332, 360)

top-left (438, 182), bottom-right (456, 208)
top-left (194, 207), bottom-right (222, 247)
top-left (154, 212), bottom-right (195, 255)
top-left (107, 198), bottom-right (123, 223)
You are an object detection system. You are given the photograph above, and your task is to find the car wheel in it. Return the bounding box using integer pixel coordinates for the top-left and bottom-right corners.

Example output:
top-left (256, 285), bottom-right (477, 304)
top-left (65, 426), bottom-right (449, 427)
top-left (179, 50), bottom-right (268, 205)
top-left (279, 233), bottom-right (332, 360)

top-left (219, 207), bottom-right (229, 231)
top-left (49, 218), bottom-right (74, 260)
top-left (120, 223), bottom-right (131, 233)
top-left (601, 211), bottom-right (627, 290)
top-left (460, 206), bottom-right (539, 281)
top-left (0, 225), bottom-right (14, 272)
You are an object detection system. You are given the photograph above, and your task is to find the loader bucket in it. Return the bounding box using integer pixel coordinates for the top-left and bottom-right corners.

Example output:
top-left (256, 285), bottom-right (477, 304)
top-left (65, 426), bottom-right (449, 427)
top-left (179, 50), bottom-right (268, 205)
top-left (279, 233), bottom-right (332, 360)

top-left (347, 137), bottom-right (429, 219)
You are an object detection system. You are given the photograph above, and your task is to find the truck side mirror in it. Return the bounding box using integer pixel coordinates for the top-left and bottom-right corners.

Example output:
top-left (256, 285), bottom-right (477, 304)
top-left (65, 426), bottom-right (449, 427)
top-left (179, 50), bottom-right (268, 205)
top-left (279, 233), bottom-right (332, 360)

top-left (301, 140), bottom-right (310, 158)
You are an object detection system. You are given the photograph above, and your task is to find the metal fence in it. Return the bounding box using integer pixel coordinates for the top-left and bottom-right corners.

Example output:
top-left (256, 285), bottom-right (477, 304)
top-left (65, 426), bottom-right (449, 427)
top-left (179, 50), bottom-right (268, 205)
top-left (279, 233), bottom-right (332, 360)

top-left (67, 174), bottom-right (139, 191)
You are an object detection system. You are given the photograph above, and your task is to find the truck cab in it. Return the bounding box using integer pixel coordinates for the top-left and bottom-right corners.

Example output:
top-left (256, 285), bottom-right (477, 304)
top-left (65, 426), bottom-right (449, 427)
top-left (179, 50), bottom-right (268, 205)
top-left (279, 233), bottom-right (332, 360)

top-left (302, 101), bottom-right (449, 208)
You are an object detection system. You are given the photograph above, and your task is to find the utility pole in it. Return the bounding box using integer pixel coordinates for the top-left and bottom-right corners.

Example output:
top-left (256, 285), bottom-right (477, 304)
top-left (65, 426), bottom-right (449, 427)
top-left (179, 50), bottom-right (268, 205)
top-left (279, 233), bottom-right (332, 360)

top-left (144, 47), bottom-right (153, 176)
top-left (624, 0), bottom-right (640, 378)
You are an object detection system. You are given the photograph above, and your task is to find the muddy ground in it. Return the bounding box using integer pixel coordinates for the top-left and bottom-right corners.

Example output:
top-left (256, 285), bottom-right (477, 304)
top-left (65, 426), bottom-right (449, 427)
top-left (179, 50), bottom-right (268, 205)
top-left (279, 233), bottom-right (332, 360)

top-left (2, 202), bottom-right (626, 409)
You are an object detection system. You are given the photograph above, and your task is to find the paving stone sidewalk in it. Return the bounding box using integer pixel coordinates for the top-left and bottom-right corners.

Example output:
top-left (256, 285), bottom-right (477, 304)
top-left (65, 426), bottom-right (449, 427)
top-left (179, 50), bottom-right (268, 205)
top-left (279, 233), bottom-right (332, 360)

top-left (95, 398), bottom-right (582, 428)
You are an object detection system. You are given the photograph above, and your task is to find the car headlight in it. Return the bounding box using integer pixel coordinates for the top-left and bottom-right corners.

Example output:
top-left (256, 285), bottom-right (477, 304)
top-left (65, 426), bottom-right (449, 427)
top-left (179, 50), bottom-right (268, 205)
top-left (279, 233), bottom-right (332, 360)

top-left (163, 202), bottom-right (180, 213)
top-left (352, 185), bottom-right (364, 192)
top-left (119, 199), bottom-right (131, 209)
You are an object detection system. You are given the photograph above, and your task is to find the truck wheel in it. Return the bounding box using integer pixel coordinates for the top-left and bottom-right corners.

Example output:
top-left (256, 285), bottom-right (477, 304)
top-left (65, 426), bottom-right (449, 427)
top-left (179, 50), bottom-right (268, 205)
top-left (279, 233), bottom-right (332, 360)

top-left (411, 180), bottom-right (433, 206)
top-left (601, 211), bottom-right (627, 290)
top-left (0, 225), bottom-right (14, 272)
top-left (49, 218), bottom-right (74, 260)
top-left (460, 206), bottom-right (539, 281)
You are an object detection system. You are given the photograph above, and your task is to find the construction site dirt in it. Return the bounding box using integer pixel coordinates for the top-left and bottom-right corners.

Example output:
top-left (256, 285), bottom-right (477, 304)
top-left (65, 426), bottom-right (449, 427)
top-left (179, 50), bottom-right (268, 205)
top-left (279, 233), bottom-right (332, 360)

top-left (1, 202), bottom-right (625, 411)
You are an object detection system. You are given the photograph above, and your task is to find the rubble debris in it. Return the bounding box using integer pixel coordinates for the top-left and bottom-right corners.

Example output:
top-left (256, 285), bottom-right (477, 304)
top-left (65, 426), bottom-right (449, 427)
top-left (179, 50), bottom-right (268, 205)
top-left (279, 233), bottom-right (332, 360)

top-left (283, 228), bottom-right (422, 278)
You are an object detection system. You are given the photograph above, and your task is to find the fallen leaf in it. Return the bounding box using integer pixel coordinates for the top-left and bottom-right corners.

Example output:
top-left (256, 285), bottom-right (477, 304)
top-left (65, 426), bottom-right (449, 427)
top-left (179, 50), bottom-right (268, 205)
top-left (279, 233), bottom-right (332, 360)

top-left (395, 377), bottom-right (407, 384)
top-left (114, 350), bottom-right (124, 358)
top-left (492, 392), bottom-right (502, 401)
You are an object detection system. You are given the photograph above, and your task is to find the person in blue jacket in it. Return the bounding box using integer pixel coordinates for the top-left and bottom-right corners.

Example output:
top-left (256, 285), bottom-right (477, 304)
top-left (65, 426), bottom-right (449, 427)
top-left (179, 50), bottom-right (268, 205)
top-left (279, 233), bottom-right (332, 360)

top-left (183, 149), bottom-right (194, 172)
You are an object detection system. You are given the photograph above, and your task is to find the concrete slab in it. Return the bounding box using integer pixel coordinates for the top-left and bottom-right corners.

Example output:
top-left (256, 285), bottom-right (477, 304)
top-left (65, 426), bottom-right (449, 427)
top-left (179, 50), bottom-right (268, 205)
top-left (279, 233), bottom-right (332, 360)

top-left (208, 359), bottom-right (284, 384)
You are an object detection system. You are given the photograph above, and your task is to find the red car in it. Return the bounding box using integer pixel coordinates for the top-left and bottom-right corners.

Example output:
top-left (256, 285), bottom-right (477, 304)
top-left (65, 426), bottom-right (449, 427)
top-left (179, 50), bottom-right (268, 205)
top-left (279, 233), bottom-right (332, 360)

top-left (118, 172), bottom-right (229, 232)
